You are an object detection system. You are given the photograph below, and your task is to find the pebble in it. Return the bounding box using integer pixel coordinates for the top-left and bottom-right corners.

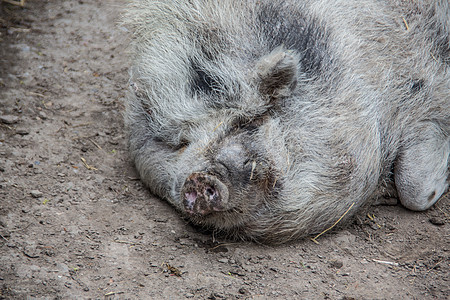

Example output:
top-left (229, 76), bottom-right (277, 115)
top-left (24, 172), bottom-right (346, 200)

top-left (15, 128), bottom-right (29, 135)
top-left (0, 115), bottom-right (19, 124)
top-left (38, 111), bottom-right (48, 120)
top-left (360, 259), bottom-right (369, 264)
top-left (218, 258), bottom-right (229, 264)
top-left (30, 190), bottom-right (43, 198)
top-left (429, 217), bottom-right (445, 226)
top-left (329, 260), bottom-right (344, 269)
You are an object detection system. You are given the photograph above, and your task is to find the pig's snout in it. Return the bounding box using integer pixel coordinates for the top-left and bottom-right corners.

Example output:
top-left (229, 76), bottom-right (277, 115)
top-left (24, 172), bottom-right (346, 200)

top-left (181, 173), bottom-right (230, 216)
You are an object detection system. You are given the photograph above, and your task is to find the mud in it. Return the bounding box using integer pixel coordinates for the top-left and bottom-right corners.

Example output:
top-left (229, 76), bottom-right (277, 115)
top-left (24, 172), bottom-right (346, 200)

top-left (0, 1), bottom-right (448, 299)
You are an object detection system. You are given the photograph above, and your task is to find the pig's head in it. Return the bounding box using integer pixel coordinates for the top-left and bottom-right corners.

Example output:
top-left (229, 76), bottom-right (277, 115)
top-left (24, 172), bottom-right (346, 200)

top-left (171, 47), bottom-right (299, 237)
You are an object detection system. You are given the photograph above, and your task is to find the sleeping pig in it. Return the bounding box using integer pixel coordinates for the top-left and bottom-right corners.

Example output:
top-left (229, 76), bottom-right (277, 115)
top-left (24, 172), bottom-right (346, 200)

top-left (122, 0), bottom-right (449, 243)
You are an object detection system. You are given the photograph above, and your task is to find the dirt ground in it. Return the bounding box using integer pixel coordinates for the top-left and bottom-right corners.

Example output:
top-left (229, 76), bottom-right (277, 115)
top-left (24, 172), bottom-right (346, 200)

top-left (0, 1), bottom-right (448, 299)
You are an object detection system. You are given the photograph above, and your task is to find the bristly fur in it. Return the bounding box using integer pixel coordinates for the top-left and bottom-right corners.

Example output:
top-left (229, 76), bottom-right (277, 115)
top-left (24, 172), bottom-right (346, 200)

top-left (122, 0), bottom-right (449, 244)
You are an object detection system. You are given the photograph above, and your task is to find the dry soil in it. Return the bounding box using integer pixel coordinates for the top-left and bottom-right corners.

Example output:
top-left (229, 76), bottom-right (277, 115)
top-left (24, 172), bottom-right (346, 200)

top-left (0, 1), bottom-right (449, 299)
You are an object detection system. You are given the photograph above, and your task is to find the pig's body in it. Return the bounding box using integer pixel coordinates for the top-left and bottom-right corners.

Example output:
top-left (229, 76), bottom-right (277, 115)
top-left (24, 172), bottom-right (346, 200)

top-left (123, 0), bottom-right (449, 243)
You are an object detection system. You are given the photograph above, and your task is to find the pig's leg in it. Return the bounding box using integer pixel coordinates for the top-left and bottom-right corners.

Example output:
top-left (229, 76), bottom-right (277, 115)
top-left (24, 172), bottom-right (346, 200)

top-left (132, 139), bottom-right (182, 203)
top-left (394, 122), bottom-right (449, 211)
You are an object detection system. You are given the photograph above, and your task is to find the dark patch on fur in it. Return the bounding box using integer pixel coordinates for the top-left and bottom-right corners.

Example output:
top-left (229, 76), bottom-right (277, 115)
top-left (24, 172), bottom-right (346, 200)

top-left (257, 2), bottom-right (331, 76)
top-left (410, 78), bottom-right (425, 93)
top-left (190, 60), bottom-right (222, 95)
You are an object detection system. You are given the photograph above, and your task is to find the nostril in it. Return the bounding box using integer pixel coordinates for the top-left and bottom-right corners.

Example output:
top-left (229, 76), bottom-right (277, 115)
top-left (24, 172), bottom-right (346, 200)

top-left (184, 191), bottom-right (197, 210)
top-left (205, 187), bottom-right (215, 197)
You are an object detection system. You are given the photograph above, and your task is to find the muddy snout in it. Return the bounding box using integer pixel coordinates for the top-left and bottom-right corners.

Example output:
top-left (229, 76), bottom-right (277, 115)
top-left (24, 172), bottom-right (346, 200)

top-left (181, 173), bottom-right (230, 216)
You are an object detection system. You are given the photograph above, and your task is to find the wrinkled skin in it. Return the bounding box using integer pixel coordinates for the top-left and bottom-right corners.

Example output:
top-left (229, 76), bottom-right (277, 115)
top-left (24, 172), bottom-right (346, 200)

top-left (122, 0), bottom-right (449, 243)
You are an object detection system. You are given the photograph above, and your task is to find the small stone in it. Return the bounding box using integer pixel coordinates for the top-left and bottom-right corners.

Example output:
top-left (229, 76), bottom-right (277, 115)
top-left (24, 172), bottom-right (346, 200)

top-left (429, 217), bottom-right (445, 226)
top-left (0, 115), bottom-right (19, 124)
top-left (23, 247), bottom-right (40, 258)
top-left (218, 258), bottom-right (229, 264)
top-left (185, 293), bottom-right (194, 298)
top-left (15, 128), bottom-right (29, 135)
top-left (329, 260), bottom-right (344, 269)
top-left (30, 190), bottom-right (43, 198)
top-left (208, 292), bottom-right (225, 299)
top-left (38, 111), bottom-right (48, 120)
top-left (238, 288), bottom-right (247, 295)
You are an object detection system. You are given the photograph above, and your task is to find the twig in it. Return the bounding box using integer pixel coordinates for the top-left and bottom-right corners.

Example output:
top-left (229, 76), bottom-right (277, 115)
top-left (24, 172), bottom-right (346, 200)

top-left (72, 122), bottom-right (92, 128)
top-left (0, 124), bottom-right (13, 130)
top-left (162, 262), bottom-right (182, 276)
top-left (402, 17), bottom-right (409, 31)
top-left (88, 138), bottom-right (102, 150)
top-left (27, 92), bottom-right (45, 98)
top-left (272, 177), bottom-right (278, 189)
top-left (437, 206), bottom-right (449, 219)
top-left (9, 222), bottom-right (32, 232)
top-left (373, 259), bottom-right (399, 266)
top-left (213, 121), bottom-right (223, 132)
top-left (104, 291), bottom-right (124, 296)
top-left (210, 243), bottom-right (235, 250)
top-left (430, 52), bottom-right (439, 63)
top-left (0, 233), bottom-right (9, 242)
top-left (2, 0), bottom-right (25, 6)
top-left (425, 260), bottom-right (442, 276)
top-left (249, 161), bottom-right (256, 180)
top-left (80, 157), bottom-right (98, 171)
top-left (367, 213), bottom-right (381, 228)
top-left (311, 202), bottom-right (355, 243)
top-left (23, 250), bottom-right (39, 259)
top-left (114, 240), bottom-right (140, 246)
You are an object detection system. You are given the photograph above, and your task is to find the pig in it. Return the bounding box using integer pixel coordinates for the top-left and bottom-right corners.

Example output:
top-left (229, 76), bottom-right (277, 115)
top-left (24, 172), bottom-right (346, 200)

top-left (122, 0), bottom-right (449, 244)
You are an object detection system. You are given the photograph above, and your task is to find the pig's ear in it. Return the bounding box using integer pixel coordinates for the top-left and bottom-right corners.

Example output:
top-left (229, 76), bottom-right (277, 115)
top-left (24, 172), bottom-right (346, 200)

top-left (256, 46), bottom-right (299, 101)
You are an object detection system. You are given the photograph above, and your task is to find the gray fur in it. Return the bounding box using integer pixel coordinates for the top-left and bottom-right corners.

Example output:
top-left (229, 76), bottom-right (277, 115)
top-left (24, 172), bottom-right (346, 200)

top-left (122, 0), bottom-right (449, 244)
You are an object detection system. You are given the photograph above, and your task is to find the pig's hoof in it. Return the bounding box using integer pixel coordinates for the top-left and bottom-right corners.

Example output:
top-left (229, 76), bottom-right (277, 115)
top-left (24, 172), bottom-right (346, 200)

top-left (181, 172), bottom-right (229, 216)
top-left (395, 122), bottom-right (449, 211)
